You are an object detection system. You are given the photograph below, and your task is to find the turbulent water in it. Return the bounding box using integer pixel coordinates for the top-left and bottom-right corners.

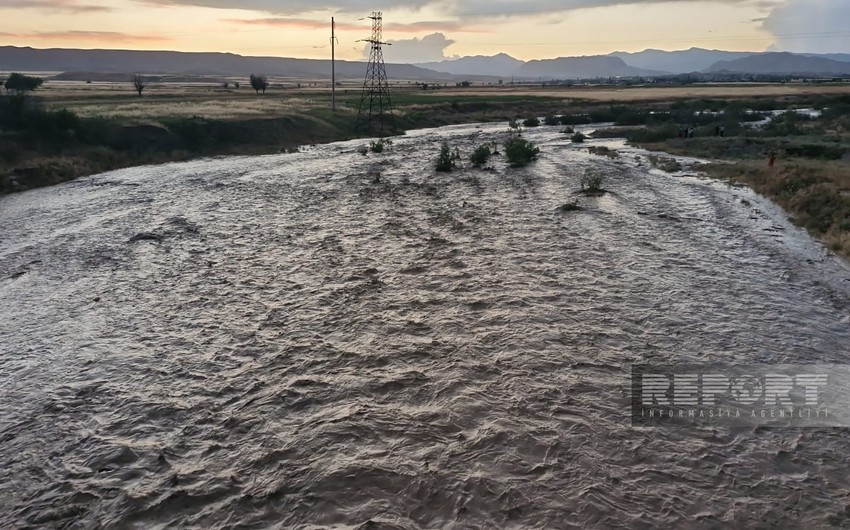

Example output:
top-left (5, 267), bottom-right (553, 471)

top-left (2, 123), bottom-right (850, 529)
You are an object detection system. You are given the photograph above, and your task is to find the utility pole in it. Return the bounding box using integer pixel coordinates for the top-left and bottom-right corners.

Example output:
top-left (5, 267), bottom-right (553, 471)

top-left (331, 17), bottom-right (337, 112)
top-left (354, 11), bottom-right (392, 132)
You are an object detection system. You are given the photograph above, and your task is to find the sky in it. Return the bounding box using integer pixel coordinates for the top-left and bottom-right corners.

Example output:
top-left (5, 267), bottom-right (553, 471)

top-left (1, 0), bottom-right (849, 63)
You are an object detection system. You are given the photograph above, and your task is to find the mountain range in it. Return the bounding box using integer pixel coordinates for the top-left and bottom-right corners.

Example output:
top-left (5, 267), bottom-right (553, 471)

top-left (2, 45), bottom-right (850, 82)
top-left (417, 48), bottom-right (850, 79)
top-left (706, 52), bottom-right (850, 75)
top-left (608, 48), bottom-right (754, 74)
top-left (0, 46), bottom-right (456, 82)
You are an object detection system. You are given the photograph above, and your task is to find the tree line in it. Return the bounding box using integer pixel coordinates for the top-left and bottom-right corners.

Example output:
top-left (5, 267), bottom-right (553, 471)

top-left (1, 72), bottom-right (274, 96)
top-left (1, 73), bottom-right (44, 94)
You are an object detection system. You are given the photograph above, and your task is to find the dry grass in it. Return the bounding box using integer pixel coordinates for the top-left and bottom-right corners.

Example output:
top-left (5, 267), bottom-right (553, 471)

top-left (425, 84), bottom-right (850, 102)
top-left (701, 159), bottom-right (850, 259)
top-left (36, 81), bottom-right (850, 117)
top-left (62, 97), bottom-right (326, 120)
top-left (34, 81), bottom-right (353, 121)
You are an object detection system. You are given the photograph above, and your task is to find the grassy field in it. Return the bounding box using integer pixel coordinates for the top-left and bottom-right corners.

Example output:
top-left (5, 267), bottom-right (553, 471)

top-left (33, 81), bottom-right (850, 118)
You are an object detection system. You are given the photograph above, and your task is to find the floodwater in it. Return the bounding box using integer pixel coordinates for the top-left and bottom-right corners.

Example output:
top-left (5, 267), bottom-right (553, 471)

top-left (1, 122), bottom-right (850, 529)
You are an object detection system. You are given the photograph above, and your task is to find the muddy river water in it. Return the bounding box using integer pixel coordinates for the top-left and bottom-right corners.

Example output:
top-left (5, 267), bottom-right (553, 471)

top-left (2, 122), bottom-right (850, 528)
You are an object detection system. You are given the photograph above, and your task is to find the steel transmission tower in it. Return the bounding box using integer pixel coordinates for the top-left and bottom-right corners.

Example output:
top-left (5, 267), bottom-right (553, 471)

top-left (355, 12), bottom-right (393, 132)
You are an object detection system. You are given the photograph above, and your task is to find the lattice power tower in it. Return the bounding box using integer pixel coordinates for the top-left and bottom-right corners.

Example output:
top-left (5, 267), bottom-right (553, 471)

top-left (355, 12), bottom-right (393, 132)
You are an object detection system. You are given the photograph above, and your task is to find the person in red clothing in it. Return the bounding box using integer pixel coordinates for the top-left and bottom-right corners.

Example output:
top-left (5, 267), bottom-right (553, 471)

top-left (768, 152), bottom-right (777, 167)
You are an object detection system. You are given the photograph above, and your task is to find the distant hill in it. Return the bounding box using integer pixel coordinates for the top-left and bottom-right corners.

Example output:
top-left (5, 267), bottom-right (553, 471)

top-left (515, 55), bottom-right (663, 80)
top-left (415, 53), bottom-right (524, 77)
top-left (705, 52), bottom-right (850, 75)
top-left (0, 46), bottom-right (455, 81)
top-left (800, 53), bottom-right (850, 64)
top-left (608, 48), bottom-right (754, 74)
top-left (417, 53), bottom-right (662, 79)
top-left (5, 45), bottom-right (850, 83)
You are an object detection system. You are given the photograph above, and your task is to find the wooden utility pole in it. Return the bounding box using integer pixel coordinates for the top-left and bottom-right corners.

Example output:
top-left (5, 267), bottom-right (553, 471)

top-left (331, 17), bottom-right (337, 112)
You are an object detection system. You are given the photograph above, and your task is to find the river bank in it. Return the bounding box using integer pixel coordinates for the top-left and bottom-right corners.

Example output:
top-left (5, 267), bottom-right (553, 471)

top-left (624, 124), bottom-right (850, 260)
top-left (3, 87), bottom-right (849, 262)
top-left (2, 84), bottom-right (847, 195)
top-left (0, 94), bottom-right (560, 195)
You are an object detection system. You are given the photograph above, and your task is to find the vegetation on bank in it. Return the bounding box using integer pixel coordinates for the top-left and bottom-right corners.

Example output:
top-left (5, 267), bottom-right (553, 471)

top-left (0, 95), bottom-right (365, 194)
top-left (494, 94), bottom-right (848, 259)
top-left (2, 88), bottom-right (575, 194)
top-left (570, 95), bottom-right (850, 259)
top-left (2, 89), bottom-right (566, 194)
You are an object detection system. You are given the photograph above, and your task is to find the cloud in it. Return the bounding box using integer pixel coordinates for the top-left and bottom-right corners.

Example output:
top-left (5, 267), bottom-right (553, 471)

top-left (444, 0), bottom-right (758, 18)
top-left (139, 0), bottom-right (755, 18)
top-left (1, 0), bottom-right (111, 12)
top-left (140, 0), bottom-right (426, 15)
top-left (0, 31), bottom-right (171, 43)
top-left (385, 21), bottom-right (488, 34)
top-left (761, 0), bottom-right (850, 53)
top-left (226, 18), bottom-right (364, 31)
top-left (228, 17), bottom-right (486, 34)
top-left (363, 32), bottom-right (455, 63)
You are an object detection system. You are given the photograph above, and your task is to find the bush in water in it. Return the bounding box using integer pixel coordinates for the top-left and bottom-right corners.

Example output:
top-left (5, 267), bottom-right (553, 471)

top-left (436, 142), bottom-right (455, 172)
top-left (504, 137), bottom-right (540, 168)
top-left (470, 144), bottom-right (492, 167)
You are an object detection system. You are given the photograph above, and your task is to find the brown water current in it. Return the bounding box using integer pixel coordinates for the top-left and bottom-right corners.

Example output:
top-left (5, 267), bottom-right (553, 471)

top-left (1, 123), bottom-right (850, 528)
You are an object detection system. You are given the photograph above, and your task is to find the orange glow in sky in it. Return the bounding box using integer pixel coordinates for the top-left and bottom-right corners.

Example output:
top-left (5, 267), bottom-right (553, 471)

top-left (1, 1), bottom-right (848, 61)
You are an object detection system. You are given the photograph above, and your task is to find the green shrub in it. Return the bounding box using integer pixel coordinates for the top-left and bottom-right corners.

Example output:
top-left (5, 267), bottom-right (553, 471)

top-left (580, 170), bottom-right (605, 195)
top-left (370, 139), bottom-right (391, 153)
top-left (571, 132), bottom-right (587, 143)
top-left (544, 115), bottom-right (560, 126)
top-left (436, 142), bottom-right (455, 172)
top-left (0, 96), bottom-right (84, 142)
top-left (504, 137), bottom-right (540, 167)
top-left (523, 117), bottom-right (540, 127)
top-left (470, 144), bottom-right (492, 167)
top-left (784, 143), bottom-right (845, 160)
top-left (166, 117), bottom-right (215, 150)
top-left (561, 126), bottom-right (575, 134)
top-left (0, 95), bottom-right (29, 129)
top-left (625, 123), bottom-right (679, 143)
top-left (588, 146), bottom-right (619, 159)
top-left (560, 114), bottom-right (591, 125)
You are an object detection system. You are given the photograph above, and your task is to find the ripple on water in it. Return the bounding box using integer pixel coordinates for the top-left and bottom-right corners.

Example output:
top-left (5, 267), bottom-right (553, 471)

top-left (1, 123), bottom-right (850, 528)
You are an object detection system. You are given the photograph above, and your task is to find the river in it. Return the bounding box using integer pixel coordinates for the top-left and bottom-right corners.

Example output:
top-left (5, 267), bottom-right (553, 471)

top-left (1, 122), bottom-right (850, 528)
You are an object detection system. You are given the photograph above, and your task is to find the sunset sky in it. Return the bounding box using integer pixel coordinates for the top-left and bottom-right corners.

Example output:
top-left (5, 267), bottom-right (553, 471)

top-left (1, 0), bottom-right (849, 63)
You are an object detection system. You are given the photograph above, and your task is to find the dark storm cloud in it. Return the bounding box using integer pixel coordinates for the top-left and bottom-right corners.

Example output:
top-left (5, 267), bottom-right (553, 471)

top-left (138, 0), bottom-right (426, 14)
top-left (761, 0), bottom-right (850, 53)
top-left (137, 0), bottom-right (758, 17)
top-left (445, 0), bottom-right (754, 18)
